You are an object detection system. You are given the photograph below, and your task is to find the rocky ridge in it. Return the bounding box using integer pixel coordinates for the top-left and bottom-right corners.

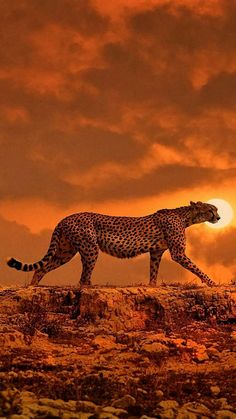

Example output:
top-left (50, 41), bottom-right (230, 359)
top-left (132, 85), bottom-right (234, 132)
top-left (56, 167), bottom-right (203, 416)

top-left (0, 284), bottom-right (235, 418)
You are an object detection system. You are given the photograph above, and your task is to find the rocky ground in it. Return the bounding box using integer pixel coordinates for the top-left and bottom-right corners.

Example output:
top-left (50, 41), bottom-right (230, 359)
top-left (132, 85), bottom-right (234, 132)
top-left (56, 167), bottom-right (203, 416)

top-left (0, 284), bottom-right (235, 419)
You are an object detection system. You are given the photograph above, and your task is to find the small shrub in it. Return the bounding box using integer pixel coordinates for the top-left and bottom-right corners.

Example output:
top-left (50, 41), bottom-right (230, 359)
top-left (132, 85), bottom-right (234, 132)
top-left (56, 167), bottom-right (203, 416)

top-left (18, 297), bottom-right (62, 343)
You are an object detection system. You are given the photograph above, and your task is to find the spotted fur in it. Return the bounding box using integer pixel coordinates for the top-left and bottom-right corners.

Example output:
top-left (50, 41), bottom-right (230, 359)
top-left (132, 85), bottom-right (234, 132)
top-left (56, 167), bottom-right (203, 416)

top-left (7, 201), bottom-right (220, 287)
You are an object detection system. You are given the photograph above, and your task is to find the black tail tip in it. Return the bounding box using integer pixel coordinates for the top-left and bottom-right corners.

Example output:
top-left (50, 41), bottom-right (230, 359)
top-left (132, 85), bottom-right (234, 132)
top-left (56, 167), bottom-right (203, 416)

top-left (7, 257), bottom-right (22, 270)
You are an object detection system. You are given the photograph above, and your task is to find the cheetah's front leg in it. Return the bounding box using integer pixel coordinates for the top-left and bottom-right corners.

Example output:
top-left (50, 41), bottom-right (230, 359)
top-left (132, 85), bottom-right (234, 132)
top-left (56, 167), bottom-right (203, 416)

top-left (164, 222), bottom-right (216, 287)
top-left (170, 246), bottom-right (216, 287)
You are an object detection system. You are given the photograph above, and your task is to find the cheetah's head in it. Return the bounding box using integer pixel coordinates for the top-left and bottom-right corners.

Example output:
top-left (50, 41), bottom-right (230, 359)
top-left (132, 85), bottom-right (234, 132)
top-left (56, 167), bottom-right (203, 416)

top-left (190, 201), bottom-right (220, 225)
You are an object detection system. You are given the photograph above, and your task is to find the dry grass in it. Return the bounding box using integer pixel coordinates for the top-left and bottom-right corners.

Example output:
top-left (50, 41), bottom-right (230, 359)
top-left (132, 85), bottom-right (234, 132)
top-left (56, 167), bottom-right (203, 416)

top-left (17, 296), bottom-right (63, 343)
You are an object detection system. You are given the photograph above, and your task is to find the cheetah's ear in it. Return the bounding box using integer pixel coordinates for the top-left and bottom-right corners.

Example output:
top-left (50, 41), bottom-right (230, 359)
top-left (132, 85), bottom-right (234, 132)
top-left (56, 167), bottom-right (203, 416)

top-left (190, 201), bottom-right (203, 207)
top-left (196, 201), bottom-right (204, 207)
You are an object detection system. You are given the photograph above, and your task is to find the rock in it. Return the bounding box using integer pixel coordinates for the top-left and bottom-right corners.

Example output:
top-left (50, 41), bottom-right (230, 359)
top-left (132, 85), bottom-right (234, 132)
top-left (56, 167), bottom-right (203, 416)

top-left (76, 401), bottom-right (100, 413)
top-left (159, 409), bottom-right (175, 419)
top-left (216, 410), bottom-right (236, 419)
top-left (0, 330), bottom-right (26, 348)
top-left (21, 402), bottom-right (39, 416)
top-left (171, 338), bottom-right (186, 348)
top-left (176, 411), bottom-right (197, 419)
top-left (181, 402), bottom-right (211, 416)
top-left (186, 341), bottom-right (209, 363)
top-left (98, 413), bottom-right (119, 419)
top-left (20, 391), bottom-right (37, 403)
top-left (190, 304), bottom-right (206, 319)
top-left (29, 404), bottom-right (60, 417)
top-left (139, 357), bottom-right (151, 367)
top-left (144, 332), bottom-right (170, 345)
top-left (140, 342), bottom-right (169, 355)
top-left (217, 398), bottom-right (234, 410)
top-left (91, 287), bottom-right (234, 329)
top-left (137, 388), bottom-right (148, 395)
top-left (40, 404), bottom-right (68, 417)
top-left (195, 348), bottom-right (209, 362)
top-left (34, 330), bottom-right (49, 339)
top-left (93, 335), bottom-right (120, 351)
top-left (155, 390), bottom-right (164, 399)
top-left (38, 398), bottom-right (76, 411)
top-left (207, 347), bottom-right (221, 359)
top-left (61, 414), bottom-right (93, 419)
top-left (0, 388), bottom-right (22, 415)
top-left (158, 400), bottom-right (179, 410)
top-left (140, 416), bottom-right (156, 419)
top-left (218, 398), bottom-right (228, 406)
top-left (112, 395), bottom-right (136, 409)
top-left (210, 385), bottom-right (221, 396)
top-left (102, 406), bottom-right (128, 417)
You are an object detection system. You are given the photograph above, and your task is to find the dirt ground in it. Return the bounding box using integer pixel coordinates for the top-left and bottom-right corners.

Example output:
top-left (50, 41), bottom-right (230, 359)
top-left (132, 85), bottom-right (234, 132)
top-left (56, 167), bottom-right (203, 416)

top-left (0, 284), bottom-right (235, 418)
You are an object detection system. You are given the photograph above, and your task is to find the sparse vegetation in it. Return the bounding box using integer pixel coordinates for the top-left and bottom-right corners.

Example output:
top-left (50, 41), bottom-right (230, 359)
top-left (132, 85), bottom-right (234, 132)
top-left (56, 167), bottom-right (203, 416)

top-left (17, 296), bottom-right (63, 343)
top-left (161, 281), bottom-right (202, 289)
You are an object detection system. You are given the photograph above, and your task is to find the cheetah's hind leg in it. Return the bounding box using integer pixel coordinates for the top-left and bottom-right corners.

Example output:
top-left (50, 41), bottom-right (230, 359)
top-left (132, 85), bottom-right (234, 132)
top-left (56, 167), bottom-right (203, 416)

top-left (30, 270), bottom-right (45, 286)
top-left (29, 235), bottom-right (77, 286)
top-left (79, 245), bottom-right (99, 286)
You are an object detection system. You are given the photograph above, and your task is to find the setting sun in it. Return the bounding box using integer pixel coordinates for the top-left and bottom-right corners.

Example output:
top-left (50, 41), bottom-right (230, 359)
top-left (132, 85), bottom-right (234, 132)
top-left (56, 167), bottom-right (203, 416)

top-left (206, 199), bottom-right (234, 229)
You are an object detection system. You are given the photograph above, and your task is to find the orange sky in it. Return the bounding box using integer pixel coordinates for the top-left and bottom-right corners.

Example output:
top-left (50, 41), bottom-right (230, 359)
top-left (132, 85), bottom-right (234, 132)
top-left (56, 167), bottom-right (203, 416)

top-left (1, 0), bottom-right (236, 286)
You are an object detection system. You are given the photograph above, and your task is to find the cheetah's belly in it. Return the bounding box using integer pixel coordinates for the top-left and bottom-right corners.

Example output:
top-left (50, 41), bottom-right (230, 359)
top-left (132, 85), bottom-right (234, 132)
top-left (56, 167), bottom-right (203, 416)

top-left (96, 230), bottom-right (167, 258)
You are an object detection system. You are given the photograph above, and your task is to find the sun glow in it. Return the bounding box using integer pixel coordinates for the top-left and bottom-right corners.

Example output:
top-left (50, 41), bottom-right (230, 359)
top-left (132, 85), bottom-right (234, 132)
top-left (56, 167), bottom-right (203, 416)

top-left (206, 198), bottom-right (234, 229)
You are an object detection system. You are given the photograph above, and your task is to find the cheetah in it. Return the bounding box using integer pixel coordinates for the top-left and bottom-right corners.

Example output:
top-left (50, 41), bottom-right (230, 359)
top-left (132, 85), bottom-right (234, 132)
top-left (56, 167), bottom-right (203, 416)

top-left (7, 201), bottom-right (220, 287)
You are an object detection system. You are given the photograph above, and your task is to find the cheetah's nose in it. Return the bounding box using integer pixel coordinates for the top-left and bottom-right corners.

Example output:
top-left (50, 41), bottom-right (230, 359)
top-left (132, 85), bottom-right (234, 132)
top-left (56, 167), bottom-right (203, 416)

top-left (217, 216), bottom-right (221, 221)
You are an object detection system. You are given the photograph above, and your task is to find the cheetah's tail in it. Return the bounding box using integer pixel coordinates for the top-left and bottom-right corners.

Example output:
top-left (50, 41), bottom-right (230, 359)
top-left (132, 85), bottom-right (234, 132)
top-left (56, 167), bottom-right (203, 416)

top-left (7, 257), bottom-right (45, 272)
top-left (6, 227), bottom-right (61, 272)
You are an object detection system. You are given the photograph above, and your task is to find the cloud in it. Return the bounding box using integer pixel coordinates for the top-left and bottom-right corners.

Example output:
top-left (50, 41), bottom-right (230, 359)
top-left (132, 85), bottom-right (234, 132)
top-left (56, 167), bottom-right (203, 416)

top-left (75, 165), bottom-right (235, 202)
top-left (92, 0), bottom-right (224, 20)
top-left (0, 0), bottom-right (236, 287)
top-left (199, 72), bottom-right (236, 109)
top-left (0, 1), bottom-right (235, 205)
top-left (190, 226), bottom-right (236, 268)
top-left (0, 215), bottom-right (52, 286)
